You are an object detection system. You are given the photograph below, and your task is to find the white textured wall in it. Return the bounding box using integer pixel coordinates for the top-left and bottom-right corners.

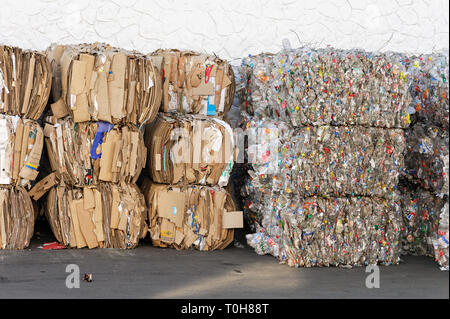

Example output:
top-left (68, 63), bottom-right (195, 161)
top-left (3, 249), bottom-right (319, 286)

top-left (0, 0), bottom-right (448, 60)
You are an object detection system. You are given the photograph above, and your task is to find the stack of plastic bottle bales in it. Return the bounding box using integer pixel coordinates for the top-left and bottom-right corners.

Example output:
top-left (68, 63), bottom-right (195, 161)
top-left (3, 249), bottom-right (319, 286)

top-left (141, 49), bottom-right (243, 250)
top-left (400, 53), bottom-right (449, 270)
top-left (0, 45), bottom-right (51, 249)
top-left (238, 47), bottom-right (412, 267)
top-left (36, 43), bottom-right (161, 249)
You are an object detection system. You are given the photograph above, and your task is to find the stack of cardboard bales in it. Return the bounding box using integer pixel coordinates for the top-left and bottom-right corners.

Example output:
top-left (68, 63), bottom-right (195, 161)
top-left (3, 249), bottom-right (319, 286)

top-left (238, 48), bottom-right (411, 267)
top-left (141, 49), bottom-right (243, 250)
top-left (400, 53), bottom-right (449, 270)
top-left (0, 45), bottom-right (51, 249)
top-left (32, 43), bottom-right (161, 248)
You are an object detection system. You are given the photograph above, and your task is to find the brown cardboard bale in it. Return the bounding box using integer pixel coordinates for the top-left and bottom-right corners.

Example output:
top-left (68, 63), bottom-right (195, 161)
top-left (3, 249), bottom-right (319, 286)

top-left (0, 186), bottom-right (35, 249)
top-left (150, 49), bottom-right (235, 118)
top-left (0, 116), bottom-right (44, 189)
top-left (141, 178), bottom-right (241, 250)
top-left (144, 113), bottom-right (234, 187)
top-left (46, 42), bottom-right (161, 126)
top-left (45, 182), bottom-right (148, 249)
top-left (0, 45), bottom-right (51, 120)
top-left (44, 116), bottom-right (146, 187)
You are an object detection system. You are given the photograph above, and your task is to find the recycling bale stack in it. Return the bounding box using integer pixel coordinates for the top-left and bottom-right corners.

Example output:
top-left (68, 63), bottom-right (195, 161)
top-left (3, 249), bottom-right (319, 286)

top-left (141, 49), bottom-right (242, 250)
top-left (33, 43), bottom-right (162, 249)
top-left (0, 45), bottom-right (51, 249)
top-left (400, 53), bottom-right (449, 270)
top-left (238, 48), bottom-right (412, 267)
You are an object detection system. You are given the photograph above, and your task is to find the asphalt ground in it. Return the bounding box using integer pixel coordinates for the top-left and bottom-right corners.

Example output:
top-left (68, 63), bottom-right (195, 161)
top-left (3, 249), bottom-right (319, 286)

top-left (0, 220), bottom-right (448, 299)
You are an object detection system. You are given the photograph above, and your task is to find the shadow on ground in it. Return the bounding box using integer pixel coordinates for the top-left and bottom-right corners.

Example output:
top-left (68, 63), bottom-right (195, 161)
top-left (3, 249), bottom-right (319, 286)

top-left (0, 218), bottom-right (448, 299)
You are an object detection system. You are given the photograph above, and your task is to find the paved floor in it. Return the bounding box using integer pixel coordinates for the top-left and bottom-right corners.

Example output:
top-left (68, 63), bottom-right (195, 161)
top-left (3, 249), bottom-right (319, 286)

top-left (0, 223), bottom-right (448, 299)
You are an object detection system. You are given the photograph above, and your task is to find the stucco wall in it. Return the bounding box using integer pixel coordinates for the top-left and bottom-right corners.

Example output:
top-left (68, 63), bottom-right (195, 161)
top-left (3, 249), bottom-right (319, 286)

top-left (1, 0), bottom-right (448, 60)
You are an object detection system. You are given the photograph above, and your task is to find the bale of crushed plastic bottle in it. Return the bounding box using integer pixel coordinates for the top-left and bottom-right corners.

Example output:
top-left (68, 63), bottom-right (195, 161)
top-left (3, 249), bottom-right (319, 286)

top-left (403, 124), bottom-right (449, 197)
top-left (244, 190), bottom-right (403, 267)
top-left (238, 49), bottom-right (412, 128)
top-left (399, 183), bottom-right (448, 270)
top-left (244, 118), bottom-right (405, 198)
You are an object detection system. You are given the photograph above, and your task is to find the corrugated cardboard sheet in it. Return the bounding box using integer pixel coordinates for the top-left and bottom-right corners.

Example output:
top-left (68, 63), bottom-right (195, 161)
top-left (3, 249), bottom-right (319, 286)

top-left (45, 182), bottom-right (148, 249)
top-left (150, 49), bottom-right (235, 118)
top-left (0, 186), bottom-right (35, 249)
top-left (46, 43), bottom-right (161, 126)
top-left (144, 113), bottom-right (234, 187)
top-left (0, 115), bottom-right (44, 189)
top-left (141, 178), bottom-right (241, 250)
top-left (44, 115), bottom-right (146, 187)
top-left (0, 45), bottom-right (52, 120)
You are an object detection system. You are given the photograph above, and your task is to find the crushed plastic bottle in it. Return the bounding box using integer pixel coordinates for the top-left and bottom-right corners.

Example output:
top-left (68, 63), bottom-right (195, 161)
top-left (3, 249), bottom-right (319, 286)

top-left (244, 191), bottom-right (403, 267)
top-left (239, 49), bottom-right (415, 128)
top-left (399, 185), bottom-right (445, 257)
top-left (403, 124), bottom-right (449, 197)
top-left (236, 46), bottom-right (449, 269)
top-left (433, 202), bottom-right (449, 270)
top-left (243, 119), bottom-right (406, 197)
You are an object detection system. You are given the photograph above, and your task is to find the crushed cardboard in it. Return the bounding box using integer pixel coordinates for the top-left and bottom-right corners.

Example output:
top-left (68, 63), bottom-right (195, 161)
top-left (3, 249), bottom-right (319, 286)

top-left (141, 178), bottom-right (241, 250)
top-left (149, 49), bottom-right (235, 118)
top-left (0, 45), bottom-right (51, 120)
top-left (45, 182), bottom-right (148, 249)
top-left (46, 43), bottom-right (161, 126)
top-left (0, 186), bottom-right (35, 249)
top-left (144, 113), bottom-right (234, 187)
top-left (0, 115), bottom-right (44, 189)
top-left (44, 115), bottom-right (146, 187)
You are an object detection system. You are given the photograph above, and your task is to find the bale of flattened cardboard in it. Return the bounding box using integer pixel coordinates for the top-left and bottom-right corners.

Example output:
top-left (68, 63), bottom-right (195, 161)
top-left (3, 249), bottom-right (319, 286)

top-left (0, 185), bottom-right (35, 249)
top-left (45, 182), bottom-right (148, 249)
top-left (0, 115), bottom-right (44, 189)
top-left (149, 49), bottom-right (235, 118)
top-left (0, 45), bottom-right (51, 119)
top-left (46, 43), bottom-right (161, 126)
top-left (43, 115), bottom-right (146, 187)
top-left (144, 113), bottom-right (234, 187)
top-left (141, 178), bottom-right (242, 250)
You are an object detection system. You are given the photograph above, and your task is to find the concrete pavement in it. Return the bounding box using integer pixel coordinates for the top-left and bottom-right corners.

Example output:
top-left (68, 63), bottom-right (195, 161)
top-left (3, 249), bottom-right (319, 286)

top-left (1, 238), bottom-right (448, 298)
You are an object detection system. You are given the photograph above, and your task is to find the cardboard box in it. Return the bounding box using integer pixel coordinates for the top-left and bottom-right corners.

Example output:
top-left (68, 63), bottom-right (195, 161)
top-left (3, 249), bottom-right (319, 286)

top-left (0, 45), bottom-right (51, 120)
top-left (0, 186), bottom-right (35, 249)
top-left (46, 43), bottom-right (161, 126)
top-left (0, 116), bottom-right (44, 189)
top-left (45, 182), bottom-right (148, 249)
top-left (150, 49), bottom-right (235, 118)
top-left (144, 113), bottom-right (235, 187)
top-left (44, 115), bottom-right (146, 187)
top-left (141, 178), bottom-right (243, 250)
